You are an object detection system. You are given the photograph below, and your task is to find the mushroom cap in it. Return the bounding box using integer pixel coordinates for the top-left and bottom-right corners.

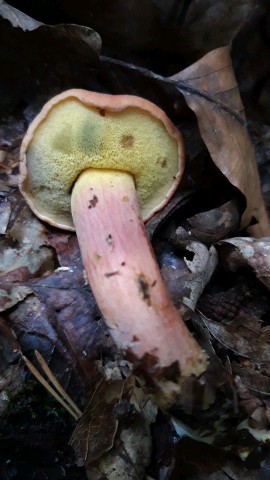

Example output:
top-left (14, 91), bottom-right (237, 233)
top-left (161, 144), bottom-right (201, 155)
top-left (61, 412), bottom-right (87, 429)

top-left (19, 89), bottom-right (184, 230)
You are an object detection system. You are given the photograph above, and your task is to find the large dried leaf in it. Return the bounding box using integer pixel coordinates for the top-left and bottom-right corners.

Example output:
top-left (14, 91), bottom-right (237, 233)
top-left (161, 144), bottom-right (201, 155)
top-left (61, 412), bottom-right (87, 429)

top-left (170, 46), bottom-right (270, 237)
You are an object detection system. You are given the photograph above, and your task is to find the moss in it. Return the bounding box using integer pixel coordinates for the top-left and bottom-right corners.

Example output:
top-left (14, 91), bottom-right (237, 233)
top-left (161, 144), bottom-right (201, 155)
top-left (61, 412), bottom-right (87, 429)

top-left (1, 378), bottom-right (74, 430)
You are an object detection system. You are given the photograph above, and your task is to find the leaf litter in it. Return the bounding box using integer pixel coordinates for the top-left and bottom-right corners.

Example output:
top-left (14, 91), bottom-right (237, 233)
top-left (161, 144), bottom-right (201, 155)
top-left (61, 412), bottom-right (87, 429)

top-left (1, 1), bottom-right (270, 479)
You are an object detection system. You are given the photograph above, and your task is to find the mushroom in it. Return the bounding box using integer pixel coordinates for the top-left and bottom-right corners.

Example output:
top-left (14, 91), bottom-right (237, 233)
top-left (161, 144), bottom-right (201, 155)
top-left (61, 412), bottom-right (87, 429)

top-left (19, 89), bottom-right (207, 407)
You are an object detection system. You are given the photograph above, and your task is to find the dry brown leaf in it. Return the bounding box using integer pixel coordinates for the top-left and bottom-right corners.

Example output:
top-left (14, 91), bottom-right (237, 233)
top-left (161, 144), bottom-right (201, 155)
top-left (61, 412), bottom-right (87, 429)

top-left (0, 284), bottom-right (32, 312)
top-left (233, 363), bottom-right (270, 398)
top-left (164, 237), bottom-right (218, 316)
top-left (70, 379), bottom-right (124, 466)
top-left (6, 265), bottom-right (117, 391)
top-left (3, 251), bottom-right (125, 428)
top-left (170, 46), bottom-right (270, 237)
top-left (46, 231), bottom-right (83, 268)
top-left (234, 374), bottom-right (263, 417)
top-left (201, 314), bottom-right (270, 364)
top-left (0, 202), bottom-right (55, 276)
top-left (219, 237), bottom-right (270, 290)
top-left (85, 378), bottom-right (157, 480)
top-left (186, 199), bottom-right (241, 244)
top-left (171, 453), bottom-right (262, 480)
top-left (197, 283), bottom-right (249, 323)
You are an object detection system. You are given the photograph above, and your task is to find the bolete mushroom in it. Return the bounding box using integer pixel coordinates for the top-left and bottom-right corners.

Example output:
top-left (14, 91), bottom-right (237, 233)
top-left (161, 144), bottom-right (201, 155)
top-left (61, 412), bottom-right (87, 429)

top-left (19, 89), bottom-right (207, 406)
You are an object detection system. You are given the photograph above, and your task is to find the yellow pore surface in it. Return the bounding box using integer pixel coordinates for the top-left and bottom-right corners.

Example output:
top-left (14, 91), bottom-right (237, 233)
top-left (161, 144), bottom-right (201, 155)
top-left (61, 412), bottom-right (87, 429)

top-left (25, 98), bottom-right (179, 228)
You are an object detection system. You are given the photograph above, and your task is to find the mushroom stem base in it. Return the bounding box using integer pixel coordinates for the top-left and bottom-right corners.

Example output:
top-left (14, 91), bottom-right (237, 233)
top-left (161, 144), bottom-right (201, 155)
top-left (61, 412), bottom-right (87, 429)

top-left (71, 169), bottom-right (207, 401)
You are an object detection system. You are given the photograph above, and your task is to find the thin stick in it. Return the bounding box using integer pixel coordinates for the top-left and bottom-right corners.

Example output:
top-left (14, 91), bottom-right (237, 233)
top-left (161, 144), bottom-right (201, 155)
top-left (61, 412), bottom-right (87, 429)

top-left (22, 354), bottom-right (81, 421)
top-left (35, 350), bottom-right (82, 417)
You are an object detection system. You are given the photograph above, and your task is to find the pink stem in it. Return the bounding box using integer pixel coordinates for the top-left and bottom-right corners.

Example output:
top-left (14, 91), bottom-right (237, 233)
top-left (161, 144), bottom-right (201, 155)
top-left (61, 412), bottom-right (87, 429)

top-left (71, 169), bottom-right (207, 394)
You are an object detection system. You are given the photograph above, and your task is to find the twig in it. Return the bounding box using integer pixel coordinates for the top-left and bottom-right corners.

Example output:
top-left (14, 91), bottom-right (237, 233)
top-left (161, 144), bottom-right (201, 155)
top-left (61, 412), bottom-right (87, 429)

top-left (22, 353), bottom-right (82, 421)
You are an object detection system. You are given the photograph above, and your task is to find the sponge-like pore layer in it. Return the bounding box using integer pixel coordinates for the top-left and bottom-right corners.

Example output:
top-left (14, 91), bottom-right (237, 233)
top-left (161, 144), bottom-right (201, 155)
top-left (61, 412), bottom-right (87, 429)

top-left (23, 97), bottom-right (179, 229)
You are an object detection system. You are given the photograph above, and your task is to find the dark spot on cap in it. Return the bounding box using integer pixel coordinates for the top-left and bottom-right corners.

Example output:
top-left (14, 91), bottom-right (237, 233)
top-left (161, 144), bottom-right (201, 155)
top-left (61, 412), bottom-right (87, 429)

top-left (156, 157), bottom-right (167, 168)
top-left (99, 108), bottom-right (106, 116)
top-left (88, 194), bottom-right (98, 209)
top-left (161, 158), bottom-right (167, 167)
top-left (120, 134), bottom-right (134, 147)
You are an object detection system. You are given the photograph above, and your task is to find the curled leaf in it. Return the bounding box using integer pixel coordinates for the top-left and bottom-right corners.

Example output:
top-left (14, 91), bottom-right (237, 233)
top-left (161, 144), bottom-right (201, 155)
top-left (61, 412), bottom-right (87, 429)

top-left (162, 238), bottom-right (218, 316)
top-left (219, 237), bottom-right (270, 290)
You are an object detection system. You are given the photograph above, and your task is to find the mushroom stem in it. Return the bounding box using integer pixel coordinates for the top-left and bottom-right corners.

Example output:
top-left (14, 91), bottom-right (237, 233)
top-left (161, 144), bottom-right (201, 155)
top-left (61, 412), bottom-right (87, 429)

top-left (71, 169), bottom-right (207, 388)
